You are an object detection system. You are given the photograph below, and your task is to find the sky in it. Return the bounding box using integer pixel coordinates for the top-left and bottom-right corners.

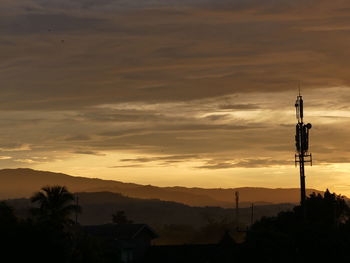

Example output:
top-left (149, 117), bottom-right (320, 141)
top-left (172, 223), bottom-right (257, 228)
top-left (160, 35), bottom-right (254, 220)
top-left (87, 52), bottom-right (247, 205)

top-left (2, 0), bottom-right (350, 194)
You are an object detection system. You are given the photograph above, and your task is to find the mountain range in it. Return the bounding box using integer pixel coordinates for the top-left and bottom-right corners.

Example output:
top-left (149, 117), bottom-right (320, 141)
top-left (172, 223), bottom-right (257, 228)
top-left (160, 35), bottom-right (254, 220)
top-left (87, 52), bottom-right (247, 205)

top-left (7, 191), bottom-right (294, 227)
top-left (0, 168), bottom-right (324, 207)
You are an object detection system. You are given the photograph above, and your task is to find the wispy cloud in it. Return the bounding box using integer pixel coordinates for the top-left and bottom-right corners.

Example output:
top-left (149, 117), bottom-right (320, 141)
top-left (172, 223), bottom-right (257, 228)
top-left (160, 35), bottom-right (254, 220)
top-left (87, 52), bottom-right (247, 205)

top-left (197, 158), bottom-right (292, 169)
top-left (73, 150), bottom-right (106, 156)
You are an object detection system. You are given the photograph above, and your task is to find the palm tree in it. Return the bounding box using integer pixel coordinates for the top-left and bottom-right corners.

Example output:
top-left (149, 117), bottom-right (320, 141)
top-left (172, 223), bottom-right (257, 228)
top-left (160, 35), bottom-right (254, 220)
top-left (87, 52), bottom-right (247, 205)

top-left (30, 185), bottom-right (81, 227)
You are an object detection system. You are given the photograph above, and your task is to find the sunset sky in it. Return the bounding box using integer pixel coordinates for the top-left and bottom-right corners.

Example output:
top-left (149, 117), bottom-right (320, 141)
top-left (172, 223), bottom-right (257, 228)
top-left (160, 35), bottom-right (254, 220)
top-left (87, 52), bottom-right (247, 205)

top-left (2, 0), bottom-right (350, 194)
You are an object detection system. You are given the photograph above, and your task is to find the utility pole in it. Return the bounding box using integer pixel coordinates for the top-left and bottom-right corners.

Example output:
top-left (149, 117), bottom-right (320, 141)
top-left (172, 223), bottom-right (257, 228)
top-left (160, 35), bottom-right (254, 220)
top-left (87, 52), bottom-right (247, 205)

top-left (294, 90), bottom-right (312, 216)
top-left (235, 191), bottom-right (239, 225)
top-left (75, 195), bottom-right (79, 224)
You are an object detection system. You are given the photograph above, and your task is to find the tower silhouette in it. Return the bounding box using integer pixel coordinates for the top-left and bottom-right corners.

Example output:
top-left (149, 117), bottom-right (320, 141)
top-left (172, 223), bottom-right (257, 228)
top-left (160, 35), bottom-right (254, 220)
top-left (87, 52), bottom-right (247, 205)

top-left (295, 92), bottom-right (312, 210)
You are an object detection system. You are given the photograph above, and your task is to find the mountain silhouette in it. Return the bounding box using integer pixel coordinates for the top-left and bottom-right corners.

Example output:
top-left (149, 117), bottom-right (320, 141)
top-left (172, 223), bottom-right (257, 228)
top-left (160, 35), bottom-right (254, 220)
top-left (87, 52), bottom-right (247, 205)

top-left (0, 168), bottom-right (324, 207)
top-left (6, 191), bottom-right (294, 227)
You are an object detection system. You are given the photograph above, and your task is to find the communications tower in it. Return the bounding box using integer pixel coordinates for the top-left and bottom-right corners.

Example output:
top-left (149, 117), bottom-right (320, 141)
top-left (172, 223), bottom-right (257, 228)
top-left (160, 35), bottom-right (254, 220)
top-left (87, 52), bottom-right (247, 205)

top-left (295, 91), bottom-right (312, 208)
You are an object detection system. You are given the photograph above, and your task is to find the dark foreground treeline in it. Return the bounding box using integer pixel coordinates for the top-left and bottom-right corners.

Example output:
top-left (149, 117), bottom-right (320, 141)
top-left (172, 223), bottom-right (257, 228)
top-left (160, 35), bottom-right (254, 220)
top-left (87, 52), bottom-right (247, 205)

top-left (243, 189), bottom-right (350, 262)
top-left (147, 189), bottom-right (350, 263)
top-left (1, 186), bottom-right (350, 262)
top-left (0, 186), bottom-right (111, 263)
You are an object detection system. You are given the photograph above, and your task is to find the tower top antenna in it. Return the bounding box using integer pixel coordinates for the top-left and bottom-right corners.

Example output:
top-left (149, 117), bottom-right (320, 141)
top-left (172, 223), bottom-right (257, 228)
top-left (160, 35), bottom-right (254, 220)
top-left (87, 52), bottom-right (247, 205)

top-left (295, 87), bottom-right (304, 123)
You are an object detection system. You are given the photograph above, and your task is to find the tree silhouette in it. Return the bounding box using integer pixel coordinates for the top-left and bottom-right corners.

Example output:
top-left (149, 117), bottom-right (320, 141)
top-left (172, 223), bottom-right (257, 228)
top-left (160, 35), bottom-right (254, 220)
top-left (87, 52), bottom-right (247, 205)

top-left (297, 189), bottom-right (350, 225)
top-left (112, 210), bottom-right (133, 224)
top-left (0, 188), bottom-right (105, 263)
top-left (30, 185), bottom-right (81, 227)
top-left (245, 190), bottom-right (350, 262)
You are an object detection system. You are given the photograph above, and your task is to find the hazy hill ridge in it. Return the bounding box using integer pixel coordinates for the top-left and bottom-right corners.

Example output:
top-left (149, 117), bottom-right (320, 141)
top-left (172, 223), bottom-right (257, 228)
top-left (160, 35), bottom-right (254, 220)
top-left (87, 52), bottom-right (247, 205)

top-left (6, 191), bottom-right (294, 227)
top-left (0, 168), bottom-right (323, 207)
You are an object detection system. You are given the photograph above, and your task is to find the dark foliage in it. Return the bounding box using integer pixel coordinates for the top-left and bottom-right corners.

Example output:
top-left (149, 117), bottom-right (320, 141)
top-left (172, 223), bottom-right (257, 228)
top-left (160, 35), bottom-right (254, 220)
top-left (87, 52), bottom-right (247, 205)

top-left (30, 185), bottom-right (81, 228)
top-left (0, 186), bottom-right (121, 263)
top-left (112, 210), bottom-right (133, 224)
top-left (245, 189), bottom-right (350, 262)
top-left (2, 186), bottom-right (350, 262)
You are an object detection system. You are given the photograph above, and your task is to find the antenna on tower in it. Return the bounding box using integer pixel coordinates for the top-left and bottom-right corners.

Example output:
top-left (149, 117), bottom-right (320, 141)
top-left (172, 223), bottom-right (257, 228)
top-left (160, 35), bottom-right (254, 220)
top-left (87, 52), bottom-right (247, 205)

top-left (294, 87), bottom-right (312, 216)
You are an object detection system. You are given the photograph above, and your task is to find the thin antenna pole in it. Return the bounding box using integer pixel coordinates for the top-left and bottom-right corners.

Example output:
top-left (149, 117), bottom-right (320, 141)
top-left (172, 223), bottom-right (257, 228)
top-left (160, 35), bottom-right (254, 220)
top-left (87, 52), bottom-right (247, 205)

top-left (75, 195), bottom-right (79, 224)
top-left (251, 203), bottom-right (254, 225)
top-left (235, 191), bottom-right (239, 225)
